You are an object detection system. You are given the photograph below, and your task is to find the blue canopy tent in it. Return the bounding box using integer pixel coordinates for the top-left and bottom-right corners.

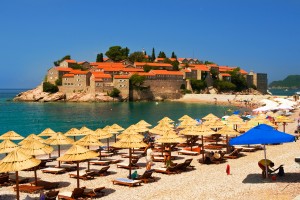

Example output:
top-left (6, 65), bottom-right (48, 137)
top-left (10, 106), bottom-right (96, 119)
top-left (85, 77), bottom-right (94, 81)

top-left (229, 124), bottom-right (295, 177)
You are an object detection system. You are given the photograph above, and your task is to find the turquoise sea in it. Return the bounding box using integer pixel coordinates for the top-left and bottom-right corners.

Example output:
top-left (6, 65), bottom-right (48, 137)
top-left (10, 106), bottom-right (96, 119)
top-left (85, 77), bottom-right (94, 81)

top-left (269, 88), bottom-right (299, 96)
top-left (0, 89), bottom-right (240, 138)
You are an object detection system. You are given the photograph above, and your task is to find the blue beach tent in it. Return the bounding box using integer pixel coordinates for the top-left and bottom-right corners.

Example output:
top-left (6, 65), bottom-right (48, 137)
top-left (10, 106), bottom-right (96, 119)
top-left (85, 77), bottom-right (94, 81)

top-left (229, 124), bottom-right (295, 177)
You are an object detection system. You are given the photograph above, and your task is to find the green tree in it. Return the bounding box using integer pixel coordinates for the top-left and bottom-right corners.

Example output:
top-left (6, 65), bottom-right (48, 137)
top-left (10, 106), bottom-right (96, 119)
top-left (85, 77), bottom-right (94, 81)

top-left (105, 46), bottom-right (130, 62)
top-left (96, 53), bottom-right (104, 62)
top-left (129, 73), bottom-right (146, 89)
top-left (128, 51), bottom-right (147, 62)
top-left (53, 55), bottom-right (71, 66)
top-left (171, 60), bottom-right (179, 71)
top-left (171, 51), bottom-right (177, 59)
top-left (204, 61), bottom-right (215, 65)
top-left (151, 48), bottom-right (156, 62)
top-left (55, 78), bottom-right (62, 86)
top-left (109, 88), bottom-right (121, 98)
top-left (190, 79), bottom-right (207, 93)
top-left (143, 65), bottom-right (153, 72)
top-left (158, 51), bottom-right (166, 58)
top-left (210, 68), bottom-right (219, 80)
top-left (214, 80), bottom-right (236, 92)
top-left (43, 82), bottom-right (59, 93)
top-left (228, 68), bottom-right (248, 91)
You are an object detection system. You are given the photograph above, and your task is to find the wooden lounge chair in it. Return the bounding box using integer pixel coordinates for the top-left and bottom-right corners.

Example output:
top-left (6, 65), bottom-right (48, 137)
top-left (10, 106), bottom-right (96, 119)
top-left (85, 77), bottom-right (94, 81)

top-left (87, 166), bottom-right (110, 176)
top-left (121, 154), bottom-right (142, 159)
top-left (117, 158), bottom-right (140, 169)
top-left (154, 165), bottom-right (179, 175)
top-left (178, 149), bottom-right (199, 156)
top-left (30, 180), bottom-right (59, 190)
top-left (224, 148), bottom-right (244, 159)
top-left (83, 187), bottom-right (106, 198)
top-left (135, 169), bottom-right (156, 183)
top-left (9, 175), bottom-right (29, 184)
top-left (176, 159), bottom-right (195, 171)
top-left (45, 190), bottom-right (59, 200)
top-left (69, 171), bottom-right (95, 180)
top-left (41, 167), bottom-right (66, 174)
top-left (58, 187), bottom-right (85, 200)
top-left (14, 184), bottom-right (44, 194)
top-left (0, 174), bottom-right (11, 186)
top-left (89, 160), bottom-right (111, 166)
top-left (112, 178), bottom-right (142, 187)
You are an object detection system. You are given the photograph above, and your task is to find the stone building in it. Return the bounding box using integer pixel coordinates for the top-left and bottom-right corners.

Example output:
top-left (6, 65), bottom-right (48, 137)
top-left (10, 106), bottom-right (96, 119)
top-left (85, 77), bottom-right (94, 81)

top-left (113, 75), bottom-right (130, 99)
top-left (47, 67), bottom-right (72, 84)
top-left (90, 72), bottom-right (113, 93)
top-left (247, 71), bottom-right (268, 94)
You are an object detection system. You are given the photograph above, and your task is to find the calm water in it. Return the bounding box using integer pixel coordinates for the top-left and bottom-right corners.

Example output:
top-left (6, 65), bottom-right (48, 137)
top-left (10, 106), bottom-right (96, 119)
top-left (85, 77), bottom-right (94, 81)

top-left (269, 88), bottom-right (299, 96)
top-left (0, 89), bottom-right (238, 137)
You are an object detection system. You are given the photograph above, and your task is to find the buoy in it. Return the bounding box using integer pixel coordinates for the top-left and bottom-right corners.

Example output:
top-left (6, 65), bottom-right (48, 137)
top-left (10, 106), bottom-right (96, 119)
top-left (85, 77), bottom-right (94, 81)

top-left (226, 164), bottom-right (230, 175)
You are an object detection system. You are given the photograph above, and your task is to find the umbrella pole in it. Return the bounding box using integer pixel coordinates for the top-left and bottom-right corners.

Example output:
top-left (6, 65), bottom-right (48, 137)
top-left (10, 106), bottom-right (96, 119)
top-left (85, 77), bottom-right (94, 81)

top-left (114, 134), bottom-right (117, 143)
top-left (77, 162), bottom-right (80, 188)
top-left (16, 171), bottom-right (20, 200)
top-left (107, 138), bottom-right (110, 152)
top-left (129, 148), bottom-right (132, 179)
top-left (226, 135), bottom-right (229, 154)
top-left (58, 145), bottom-right (61, 168)
top-left (283, 122), bottom-right (286, 133)
top-left (99, 148), bottom-right (102, 161)
top-left (263, 144), bottom-right (268, 178)
top-left (201, 135), bottom-right (204, 164)
top-left (74, 136), bottom-right (76, 141)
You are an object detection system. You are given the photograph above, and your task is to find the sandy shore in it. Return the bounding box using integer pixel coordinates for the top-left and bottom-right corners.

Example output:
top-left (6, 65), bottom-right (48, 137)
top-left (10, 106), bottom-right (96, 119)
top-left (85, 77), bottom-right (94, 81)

top-left (1, 107), bottom-right (300, 199)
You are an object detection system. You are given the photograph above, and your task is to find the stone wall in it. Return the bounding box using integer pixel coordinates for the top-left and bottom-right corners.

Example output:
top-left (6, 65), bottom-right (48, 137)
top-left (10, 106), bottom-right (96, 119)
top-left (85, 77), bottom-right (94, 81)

top-left (131, 79), bottom-right (184, 101)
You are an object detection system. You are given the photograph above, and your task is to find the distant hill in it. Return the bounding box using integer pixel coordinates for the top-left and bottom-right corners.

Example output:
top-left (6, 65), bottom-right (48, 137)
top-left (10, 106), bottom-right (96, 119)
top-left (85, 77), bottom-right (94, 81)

top-left (269, 75), bottom-right (300, 88)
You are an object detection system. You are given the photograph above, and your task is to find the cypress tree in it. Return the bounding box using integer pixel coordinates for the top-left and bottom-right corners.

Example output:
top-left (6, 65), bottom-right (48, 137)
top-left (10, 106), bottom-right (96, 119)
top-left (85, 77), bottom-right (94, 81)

top-left (151, 48), bottom-right (156, 62)
top-left (96, 53), bottom-right (104, 62)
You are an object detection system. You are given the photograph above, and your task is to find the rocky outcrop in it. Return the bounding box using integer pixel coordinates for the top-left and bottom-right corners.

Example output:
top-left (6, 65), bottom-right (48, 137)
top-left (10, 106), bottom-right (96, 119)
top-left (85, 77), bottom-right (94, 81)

top-left (13, 85), bottom-right (121, 102)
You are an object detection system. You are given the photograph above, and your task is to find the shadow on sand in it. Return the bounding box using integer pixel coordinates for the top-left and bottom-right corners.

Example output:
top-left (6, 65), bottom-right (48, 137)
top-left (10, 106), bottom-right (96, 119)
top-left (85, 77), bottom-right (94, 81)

top-left (242, 173), bottom-right (300, 184)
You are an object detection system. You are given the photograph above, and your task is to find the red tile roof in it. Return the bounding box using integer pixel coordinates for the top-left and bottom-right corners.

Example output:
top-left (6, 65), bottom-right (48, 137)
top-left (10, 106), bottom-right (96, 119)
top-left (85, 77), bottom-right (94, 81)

top-left (62, 74), bottom-right (74, 78)
top-left (70, 70), bottom-right (89, 75)
top-left (91, 72), bottom-right (111, 78)
top-left (190, 64), bottom-right (209, 71)
top-left (54, 67), bottom-right (73, 72)
top-left (64, 59), bottom-right (76, 63)
top-left (114, 75), bottom-right (130, 79)
top-left (132, 72), bottom-right (156, 76)
top-left (134, 62), bottom-right (173, 67)
top-left (221, 73), bottom-right (231, 77)
top-left (150, 70), bottom-right (184, 76)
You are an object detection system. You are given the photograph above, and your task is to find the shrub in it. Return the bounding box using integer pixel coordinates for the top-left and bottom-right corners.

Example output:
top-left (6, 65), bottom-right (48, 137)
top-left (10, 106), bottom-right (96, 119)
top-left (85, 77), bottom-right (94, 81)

top-left (43, 82), bottom-right (59, 93)
top-left (109, 88), bottom-right (121, 98)
top-left (190, 79), bottom-right (207, 93)
top-left (55, 78), bottom-right (62, 86)
top-left (214, 80), bottom-right (236, 92)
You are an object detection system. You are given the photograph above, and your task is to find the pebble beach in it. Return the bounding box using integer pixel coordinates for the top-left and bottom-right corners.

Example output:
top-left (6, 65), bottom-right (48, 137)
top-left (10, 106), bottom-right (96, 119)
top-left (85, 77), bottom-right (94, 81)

top-left (1, 95), bottom-right (300, 200)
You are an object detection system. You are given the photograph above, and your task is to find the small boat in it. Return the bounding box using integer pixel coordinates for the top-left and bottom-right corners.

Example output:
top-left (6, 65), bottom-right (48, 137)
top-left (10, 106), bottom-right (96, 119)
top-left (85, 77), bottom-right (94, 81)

top-left (296, 91), bottom-right (300, 95)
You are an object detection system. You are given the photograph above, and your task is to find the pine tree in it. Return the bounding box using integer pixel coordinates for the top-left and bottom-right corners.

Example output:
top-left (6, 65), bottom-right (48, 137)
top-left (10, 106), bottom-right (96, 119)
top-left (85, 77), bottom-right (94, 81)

top-left (158, 51), bottom-right (166, 58)
top-left (151, 48), bottom-right (156, 62)
top-left (171, 51), bottom-right (177, 59)
top-left (96, 53), bottom-right (104, 62)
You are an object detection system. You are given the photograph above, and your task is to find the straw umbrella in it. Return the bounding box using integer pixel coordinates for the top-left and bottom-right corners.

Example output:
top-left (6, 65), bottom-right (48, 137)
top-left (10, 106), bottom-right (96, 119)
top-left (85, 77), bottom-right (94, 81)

top-left (226, 114), bottom-right (244, 130)
top-left (177, 118), bottom-right (198, 129)
top-left (275, 116), bottom-right (293, 132)
top-left (113, 133), bottom-right (147, 178)
top-left (156, 130), bottom-right (184, 165)
top-left (0, 148), bottom-right (41, 200)
top-left (178, 114), bottom-right (193, 121)
top-left (0, 131), bottom-right (24, 141)
top-left (217, 125), bottom-right (240, 153)
top-left (65, 128), bottom-right (83, 141)
top-left (110, 124), bottom-right (125, 142)
top-left (136, 120), bottom-right (152, 127)
top-left (58, 145), bottom-right (98, 188)
top-left (0, 139), bottom-right (18, 154)
top-left (202, 113), bottom-right (220, 121)
top-left (180, 125), bottom-right (202, 151)
top-left (75, 134), bottom-right (103, 170)
top-left (102, 125), bottom-right (118, 150)
top-left (150, 121), bottom-right (173, 135)
top-left (238, 122), bottom-right (254, 133)
top-left (158, 117), bottom-right (174, 124)
top-left (44, 132), bottom-right (74, 167)
top-left (79, 126), bottom-right (94, 135)
top-left (93, 128), bottom-right (113, 160)
top-left (38, 128), bottom-right (56, 137)
top-left (18, 134), bottom-right (45, 145)
top-left (19, 139), bottom-right (53, 185)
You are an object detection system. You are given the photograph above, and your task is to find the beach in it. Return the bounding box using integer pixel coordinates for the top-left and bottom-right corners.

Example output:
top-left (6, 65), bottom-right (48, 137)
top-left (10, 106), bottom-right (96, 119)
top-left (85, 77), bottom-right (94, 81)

top-left (1, 102), bottom-right (300, 200)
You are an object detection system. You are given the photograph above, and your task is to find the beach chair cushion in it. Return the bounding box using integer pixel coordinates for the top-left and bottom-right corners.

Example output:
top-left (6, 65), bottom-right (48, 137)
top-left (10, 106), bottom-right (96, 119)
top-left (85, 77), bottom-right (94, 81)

top-left (112, 178), bottom-right (142, 186)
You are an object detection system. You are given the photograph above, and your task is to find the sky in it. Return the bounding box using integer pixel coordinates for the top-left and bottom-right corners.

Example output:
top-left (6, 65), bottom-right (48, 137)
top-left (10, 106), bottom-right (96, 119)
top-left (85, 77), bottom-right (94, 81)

top-left (1, 0), bottom-right (300, 89)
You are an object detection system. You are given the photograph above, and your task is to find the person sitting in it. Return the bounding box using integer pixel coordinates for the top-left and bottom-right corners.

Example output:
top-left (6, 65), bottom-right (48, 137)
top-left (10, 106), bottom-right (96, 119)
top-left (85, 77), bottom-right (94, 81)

top-left (258, 159), bottom-right (283, 178)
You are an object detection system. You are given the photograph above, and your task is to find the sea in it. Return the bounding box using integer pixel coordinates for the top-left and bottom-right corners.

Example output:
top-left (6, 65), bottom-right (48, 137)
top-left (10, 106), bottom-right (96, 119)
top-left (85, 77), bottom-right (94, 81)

top-left (0, 89), bottom-right (242, 138)
top-left (269, 88), bottom-right (299, 97)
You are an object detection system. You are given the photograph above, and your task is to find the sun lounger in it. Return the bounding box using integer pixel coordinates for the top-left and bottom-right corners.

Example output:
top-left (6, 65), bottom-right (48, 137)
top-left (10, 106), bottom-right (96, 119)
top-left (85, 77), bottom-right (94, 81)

top-left (41, 167), bottom-right (66, 174)
top-left (112, 178), bottom-right (142, 187)
top-left (154, 165), bottom-right (179, 175)
top-left (106, 159), bottom-right (122, 164)
top-left (153, 156), bottom-right (164, 162)
top-left (0, 174), bottom-right (11, 186)
top-left (89, 160), bottom-right (111, 166)
top-left (121, 154), bottom-right (142, 159)
top-left (69, 171), bottom-right (95, 180)
top-left (178, 149), bottom-right (199, 156)
top-left (87, 166), bottom-right (110, 176)
top-left (14, 184), bottom-right (43, 194)
top-left (58, 165), bottom-right (77, 172)
top-left (135, 169), bottom-right (156, 183)
top-left (240, 147), bottom-right (257, 152)
top-left (224, 148), bottom-right (243, 159)
top-left (176, 159), bottom-right (195, 171)
top-left (9, 175), bottom-right (29, 184)
top-left (58, 187), bottom-right (85, 200)
top-left (98, 152), bottom-right (114, 157)
top-left (83, 187), bottom-right (106, 198)
top-left (29, 180), bottom-right (59, 190)
top-left (45, 190), bottom-right (59, 200)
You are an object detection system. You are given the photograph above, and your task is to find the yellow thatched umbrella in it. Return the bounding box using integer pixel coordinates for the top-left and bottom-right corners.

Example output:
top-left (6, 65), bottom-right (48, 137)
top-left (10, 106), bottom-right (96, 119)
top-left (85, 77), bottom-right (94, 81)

top-left (110, 124), bottom-right (125, 142)
top-left (181, 124), bottom-right (215, 163)
top-left (275, 116), bottom-right (294, 132)
top-left (156, 130), bottom-right (184, 165)
top-left (44, 132), bottom-right (74, 167)
top-left (19, 139), bottom-right (53, 185)
top-left (226, 115), bottom-right (244, 130)
top-left (102, 126), bottom-right (119, 150)
top-left (92, 128), bottom-right (112, 160)
top-left (202, 113), bottom-right (220, 121)
top-left (0, 139), bottom-right (18, 154)
top-left (178, 114), bottom-right (193, 121)
top-left (38, 128), bottom-right (56, 137)
top-left (238, 122), bottom-right (254, 133)
top-left (0, 148), bottom-right (41, 200)
top-left (0, 131), bottom-right (24, 141)
top-left (150, 121), bottom-right (173, 135)
top-left (18, 134), bottom-right (45, 145)
top-left (217, 125), bottom-right (241, 153)
top-left (158, 117), bottom-right (174, 124)
top-left (204, 120), bottom-right (225, 130)
top-left (113, 133), bottom-right (147, 178)
top-left (180, 125), bottom-right (204, 151)
top-left (177, 119), bottom-right (198, 128)
top-left (65, 128), bottom-right (84, 141)
top-left (136, 120), bottom-right (152, 127)
top-left (58, 145), bottom-right (98, 188)
top-left (79, 126), bottom-right (94, 135)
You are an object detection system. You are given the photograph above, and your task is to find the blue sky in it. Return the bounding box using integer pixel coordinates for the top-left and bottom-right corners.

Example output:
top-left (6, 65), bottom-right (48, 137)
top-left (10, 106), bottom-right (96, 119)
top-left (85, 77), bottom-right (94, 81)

top-left (1, 0), bottom-right (299, 89)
